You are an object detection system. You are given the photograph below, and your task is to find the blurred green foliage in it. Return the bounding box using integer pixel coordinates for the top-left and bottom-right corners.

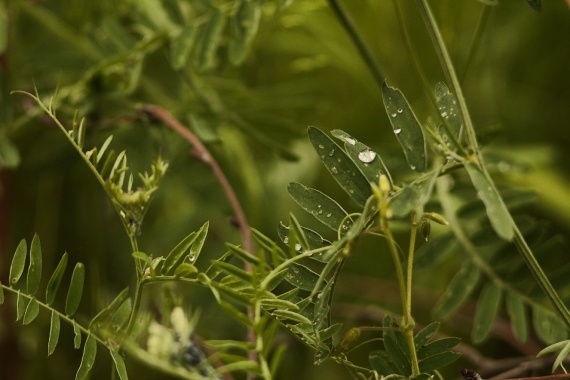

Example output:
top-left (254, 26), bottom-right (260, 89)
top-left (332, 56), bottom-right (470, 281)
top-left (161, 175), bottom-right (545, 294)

top-left (1, 0), bottom-right (570, 379)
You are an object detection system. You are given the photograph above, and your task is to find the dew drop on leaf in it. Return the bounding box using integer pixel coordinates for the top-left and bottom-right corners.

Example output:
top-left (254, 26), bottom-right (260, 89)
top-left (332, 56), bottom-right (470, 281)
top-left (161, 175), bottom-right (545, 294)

top-left (394, 128), bottom-right (402, 135)
top-left (357, 149), bottom-right (376, 163)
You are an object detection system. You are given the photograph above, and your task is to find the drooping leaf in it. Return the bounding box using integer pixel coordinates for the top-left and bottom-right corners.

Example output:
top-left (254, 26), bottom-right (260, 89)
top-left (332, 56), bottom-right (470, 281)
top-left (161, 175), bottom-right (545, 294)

top-left (48, 310), bottom-right (60, 356)
top-left (390, 168), bottom-right (439, 217)
top-left (76, 334), bottom-right (97, 380)
top-left (110, 350), bottom-right (128, 380)
top-left (307, 126), bottom-right (371, 206)
top-left (22, 298), bottom-right (40, 325)
top-left (533, 306), bottom-right (568, 344)
top-left (162, 229), bottom-right (199, 275)
top-left (171, 24), bottom-right (198, 70)
top-left (194, 7), bottom-right (227, 72)
top-left (73, 322), bottom-right (82, 349)
top-left (287, 182), bottom-right (351, 231)
top-left (66, 263), bottom-right (85, 316)
top-left (472, 282), bottom-right (502, 343)
top-left (89, 288), bottom-right (130, 329)
top-left (229, 0), bottom-right (261, 65)
top-left (9, 239), bottom-right (27, 285)
top-left (0, 135), bottom-right (21, 168)
top-left (505, 293), bottom-right (528, 342)
top-left (433, 261), bottom-right (481, 319)
top-left (46, 252), bottom-right (68, 305)
top-left (418, 351), bottom-right (461, 373)
top-left (331, 129), bottom-right (392, 186)
top-left (551, 341), bottom-right (570, 373)
top-left (382, 82), bottom-right (427, 172)
top-left (369, 350), bottom-right (395, 376)
top-left (464, 163), bottom-right (514, 240)
top-left (22, 240), bottom-right (39, 294)
top-left (414, 321), bottom-right (441, 348)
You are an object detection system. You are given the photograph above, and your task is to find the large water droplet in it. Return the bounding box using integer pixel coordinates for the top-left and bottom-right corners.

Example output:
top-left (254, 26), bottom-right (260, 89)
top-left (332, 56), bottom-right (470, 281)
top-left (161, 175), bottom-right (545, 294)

top-left (394, 128), bottom-right (402, 135)
top-left (358, 149), bottom-right (376, 163)
top-left (188, 254), bottom-right (196, 262)
top-left (283, 237), bottom-right (289, 244)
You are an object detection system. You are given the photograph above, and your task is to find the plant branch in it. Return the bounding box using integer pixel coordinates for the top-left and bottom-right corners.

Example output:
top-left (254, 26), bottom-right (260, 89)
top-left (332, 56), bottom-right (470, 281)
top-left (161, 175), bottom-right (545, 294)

top-left (326, 0), bottom-right (385, 90)
top-left (139, 105), bottom-right (253, 256)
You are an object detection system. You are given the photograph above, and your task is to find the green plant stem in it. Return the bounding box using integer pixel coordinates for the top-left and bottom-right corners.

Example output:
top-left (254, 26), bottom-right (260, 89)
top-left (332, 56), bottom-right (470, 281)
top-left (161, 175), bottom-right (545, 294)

top-left (416, 0), bottom-right (570, 329)
top-left (326, 0), bottom-right (385, 90)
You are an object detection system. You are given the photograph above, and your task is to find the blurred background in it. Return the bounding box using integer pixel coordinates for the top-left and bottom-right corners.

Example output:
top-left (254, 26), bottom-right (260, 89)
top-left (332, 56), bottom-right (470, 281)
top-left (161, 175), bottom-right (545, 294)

top-left (1, 0), bottom-right (570, 379)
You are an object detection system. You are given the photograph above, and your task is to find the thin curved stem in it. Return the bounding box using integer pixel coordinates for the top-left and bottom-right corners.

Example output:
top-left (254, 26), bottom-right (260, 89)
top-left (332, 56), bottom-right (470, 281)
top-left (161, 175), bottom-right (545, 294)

top-left (326, 0), bottom-right (385, 89)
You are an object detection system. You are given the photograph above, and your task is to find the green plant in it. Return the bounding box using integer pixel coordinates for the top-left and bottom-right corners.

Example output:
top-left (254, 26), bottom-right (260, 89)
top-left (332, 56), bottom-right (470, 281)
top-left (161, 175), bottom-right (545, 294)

top-left (2, 0), bottom-right (570, 379)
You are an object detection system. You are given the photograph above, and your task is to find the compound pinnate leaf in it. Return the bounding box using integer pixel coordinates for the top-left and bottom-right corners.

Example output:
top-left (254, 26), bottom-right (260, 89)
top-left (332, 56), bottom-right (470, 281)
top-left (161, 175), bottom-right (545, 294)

top-left (9, 239), bottom-right (27, 285)
top-left (464, 163), bottom-right (514, 241)
top-left (48, 310), bottom-right (60, 356)
top-left (22, 298), bottom-right (40, 325)
top-left (382, 82), bottom-right (427, 172)
top-left (287, 182), bottom-right (351, 231)
top-left (472, 282), bottom-right (502, 344)
top-left (110, 350), bottom-right (128, 380)
top-left (46, 252), bottom-right (68, 305)
top-left (26, 234), bottom-right (42, 295)
top-left (505, 293), bottom-right (528, 342)
top-left (229, 0), bottom-right (261, 65)
top-left (307, 126), bottom-right (371, 206)
top-left (76, 334), bottom-right (97, 380)
top-left (433, 261), bottom-right (481, 319)
top-left (66, 263), bottom-right (85, 316)
top-left (162, 230), bottom-right (198, 275)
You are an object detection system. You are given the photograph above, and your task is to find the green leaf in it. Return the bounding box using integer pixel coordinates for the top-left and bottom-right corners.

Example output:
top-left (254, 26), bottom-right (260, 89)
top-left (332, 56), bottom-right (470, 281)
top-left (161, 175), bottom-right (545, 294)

top-left (26, 234), bottom-right (42, 295)
top-left (0, 135), bottom-right (21, 168)
top-left (434, 82), bottom-right (462, 148)
top-left (288, 213), bottom-right (311, 252)
top-left (216, 360), bottom-right (261, 375)
top-left (418, 351), bottom-right (461, 373)
top-left (331, 129), bottom-right (392, 186)
top-left (271, 309), bottom-right (312, 325)
top-left (287, 182), bottom-right (351, 231)
top-left (369, 350), bottom-right (395, 376)
top-left (194, 7), bottom-right (227, 72)
top-left (171, 24), bottom-right (197, 70)
top-left (533, 306), bottom-right (568, 344)
top-left (464, 163), bottom-right (514, 240)
top-left (66, 263), bottom-right (85, 316)
top-left (73, 322), bottom-right (82, 349)
top-left (188, 221), bottom-right (209, 264)
top-left (229, 0), bottom-right (260, 65)
top-left (76, 334), bottom-right (97, 380)
top-left (278, 222), bottom-right (331, 262)
top-left (414, 321), bottom-right (441, 347)
top-left (307, 126), bottom-right (371, 206)
top-left (110, 350), bottom-right (128, 380)
top-left (89, 288), bottom-right (130, 329)
top-left (260, 298), bottom-right (300, 311)
top-left (227, 243), bottom-right (261, 266)
top-left (46, 252), bottom-right (68, 305)
top-left (16, 292), bottom-right (28, 321)
top-left (174, 263), bottom-right (198, 277)
top-left (213, 261), bottom-right (253, 283)
top-left (390, 168), bottom-right (439, 217)
top-left (204, 339), bottom-right (255, 351)
top-left (414, 233), bottom-right (456, 272)
top-left (10, 239), bottom-right (27, 285)
top-left (162, 229), bottom-right (198, 275)
top-left (472, 282), bottom-right (502, 344)
top-left (552, 341), bottom-right (570, 373)
top-left (110, 299), bottom-right (132, 330)
top-left (382, 82), bottom-right (427, 172)
top-left (417, 337), bottom-right (460, 360)
top-left (48, 310), bottom-right (60, 356)
top-left (383, 333), bottom-right (411, 376)
top-left (505, 293), bottom-right (528, 342)
top-left (284, 263), bottom-right (320, 291)
top-left (433, 261), bottom-right (481, 319)
top-left (22, 298), bottom-right (40, 325)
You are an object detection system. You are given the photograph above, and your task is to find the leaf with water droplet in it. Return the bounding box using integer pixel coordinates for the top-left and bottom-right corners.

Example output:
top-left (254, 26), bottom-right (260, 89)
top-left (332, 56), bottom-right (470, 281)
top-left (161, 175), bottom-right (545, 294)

top-left (464, 163), bottom-right (514, 240)
top-left (308, 127), bottom-right (371, 206)
top-left (287, 182), bottom-right (351, 231)
top-left (382, 82), bottom-right (427, 172)
top-left (435, 82), bottom-right (462, 149)
top-left (390, 168), bottom-right (440, 217)
top-left (278, 222), bottom-right (332, 262)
